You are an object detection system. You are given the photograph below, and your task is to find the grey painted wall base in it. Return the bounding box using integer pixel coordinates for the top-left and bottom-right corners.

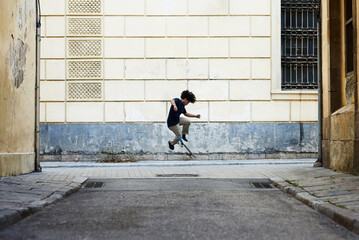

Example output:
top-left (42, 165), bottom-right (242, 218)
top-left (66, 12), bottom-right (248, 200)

top-left (40, 123), bottom-right (318, 161)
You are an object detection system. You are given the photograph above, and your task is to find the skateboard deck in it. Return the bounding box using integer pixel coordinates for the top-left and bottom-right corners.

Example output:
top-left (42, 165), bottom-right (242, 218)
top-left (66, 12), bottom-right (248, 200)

top-left (178, 137), bottom-right (196, 158)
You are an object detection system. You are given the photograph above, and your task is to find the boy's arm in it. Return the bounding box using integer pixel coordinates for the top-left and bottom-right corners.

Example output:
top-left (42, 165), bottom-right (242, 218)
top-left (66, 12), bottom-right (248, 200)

top-left (170, 99), bottom-right (178, 112)
top-left (184, 113), bottom-right (201, 118)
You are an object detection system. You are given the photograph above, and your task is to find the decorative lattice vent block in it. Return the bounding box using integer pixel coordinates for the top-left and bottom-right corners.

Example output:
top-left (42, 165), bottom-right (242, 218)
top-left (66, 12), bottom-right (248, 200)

top-left (67, 0), bottom-right (102, 15)
top-left (67, 17), bottom-right (102, 36)
top-left (67, 60), bottom-right (103, 79)
top-left (67, 39), bottom-right (102, 58)
top-left (68, 82), bottom-right (102, 100)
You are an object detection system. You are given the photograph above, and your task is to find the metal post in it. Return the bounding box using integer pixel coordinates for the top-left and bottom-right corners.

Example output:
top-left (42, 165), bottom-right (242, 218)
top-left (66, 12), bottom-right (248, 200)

top-left (35, 0), bottom-right (42, 172)
top-left (314, 0), bottom-right (323, 167)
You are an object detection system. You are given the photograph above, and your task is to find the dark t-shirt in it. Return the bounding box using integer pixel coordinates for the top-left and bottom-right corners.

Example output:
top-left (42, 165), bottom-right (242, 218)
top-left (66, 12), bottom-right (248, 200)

top-left (167, 98), bottom-right (187, 127)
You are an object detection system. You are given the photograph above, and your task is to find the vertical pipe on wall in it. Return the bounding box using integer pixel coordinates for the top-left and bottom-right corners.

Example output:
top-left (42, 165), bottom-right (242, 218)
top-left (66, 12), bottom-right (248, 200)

top-left (353, 0), bottom-right (359, 173)
top-left (35, 0), bottom-right (42, 172)
top-left (314, 0), bottom-right (323, 167)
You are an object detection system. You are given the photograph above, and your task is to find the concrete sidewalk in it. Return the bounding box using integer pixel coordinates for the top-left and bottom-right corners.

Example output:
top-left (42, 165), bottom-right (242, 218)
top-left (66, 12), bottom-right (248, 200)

top-left (0, 159), bottom-right (359, 235)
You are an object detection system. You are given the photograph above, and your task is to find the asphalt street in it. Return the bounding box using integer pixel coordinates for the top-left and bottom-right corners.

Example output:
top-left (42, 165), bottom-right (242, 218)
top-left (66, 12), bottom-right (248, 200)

top-left (0, 178), bottom-right (357, 240)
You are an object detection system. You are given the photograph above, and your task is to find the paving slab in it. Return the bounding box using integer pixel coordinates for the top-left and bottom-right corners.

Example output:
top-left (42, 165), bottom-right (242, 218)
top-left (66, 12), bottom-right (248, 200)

top-left (0, 173), bottom-right (87, 230)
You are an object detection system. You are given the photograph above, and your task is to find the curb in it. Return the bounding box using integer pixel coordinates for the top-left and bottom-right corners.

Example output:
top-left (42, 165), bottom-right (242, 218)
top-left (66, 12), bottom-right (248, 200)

top-left (272, 180), bottom-right (359, 235)
top-left (0, 177), bottom-right (87, 230)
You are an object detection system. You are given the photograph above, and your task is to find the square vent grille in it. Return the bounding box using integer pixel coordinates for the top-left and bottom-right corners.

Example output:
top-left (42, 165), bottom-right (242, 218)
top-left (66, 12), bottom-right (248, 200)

top-left (67, 0), bottom-right (102, 15)
top-left (83, 181), bottom-right (105, 188)
top-left (67, 60), bottom-right (103, 79)
top-left (67, 39), bottom-right (103, 58)
top-left (67, 82), bottom-right (103, 100)
top-left (67, 17), bottom-right (102, 36)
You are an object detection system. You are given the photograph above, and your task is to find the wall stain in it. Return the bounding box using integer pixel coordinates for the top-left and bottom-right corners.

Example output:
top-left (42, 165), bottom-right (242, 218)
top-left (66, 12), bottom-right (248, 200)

top-left (9, 35), bottom-right (28, 88)
top-left (345, 74), bottom-right (354, 105)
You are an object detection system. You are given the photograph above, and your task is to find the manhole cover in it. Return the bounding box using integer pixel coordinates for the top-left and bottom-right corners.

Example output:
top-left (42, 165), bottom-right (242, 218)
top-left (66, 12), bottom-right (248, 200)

top-left (156, 174), bottom-right (199, 177)
top-left (251, 182), bottom-right (273, 189)
top-left (83, 181), bottom-right (105, 188)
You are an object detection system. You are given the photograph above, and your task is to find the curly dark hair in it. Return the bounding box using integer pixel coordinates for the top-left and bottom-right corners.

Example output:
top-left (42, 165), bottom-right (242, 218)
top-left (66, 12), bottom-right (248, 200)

top-left (181, 90), bottom-right (196, 103)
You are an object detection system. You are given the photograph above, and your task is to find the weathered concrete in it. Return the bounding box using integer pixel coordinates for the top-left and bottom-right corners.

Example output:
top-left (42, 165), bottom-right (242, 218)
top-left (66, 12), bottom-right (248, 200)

top-left (0, 0), bottom-right (37, 176)
top-left (1, 178), bottom-right (358, 240)
top-left (40, 123), bottom-right (318, 161)
top-left (1, 162), bottom-right (359, 235)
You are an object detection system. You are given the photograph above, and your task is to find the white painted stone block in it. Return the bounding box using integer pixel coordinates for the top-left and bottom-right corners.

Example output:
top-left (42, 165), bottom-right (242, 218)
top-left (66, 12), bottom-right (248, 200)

top-left (251, 59), bottom-right (271, 79)
top-left (167, 59), bottom-right (187, 79)
top-left (230, 0), bottom-right (271, 15)
top-left (41, 38), bottom-right (65, 58)
top-left (185, 102), bottom-right (209, 122)
top-left (105, 81), bottom-right (144, 100)
top-left (46, 17), bottom-right (65, 36)
top-left (46, 60), bottom-right (65, 80)
top-left (146, 0), bottom-right (187, 15)
top-left (188, 38), bottom-right (228, 58)
top-left (125, 17), bottom-right (166, 36)
top-left (67, 102), bottom-right (104, 122)
top-left (41, 17), bottom-right (46, 36)
top-left (145, 81), bottom-right (187, 100)
top-left (188, 0), bottom-right (228, 15)
top-left (125, 102), bottom-right (166, 122)
top-left (252, 102), bottom-right (290, 122)
top-left (187, 59), bottom-right (209, 79)
top-left (188, 80), bottom-right (228, 100)
top-left (230, 38), bottom-right (270, 57)
top-left (167, 59), bottom-right (208, 79)
top-left (167, 17), bottom-right (208, 36)
top-left (40, 0), bottom-right (65, 15)
top-left (46, 102), bottom-right (65, 123)
top-left (40, 81), bottom-right (65, 101)
top-left (210, 102), bottom-right (251, 122)
top-left (125, 59), bottom-right (166, 79)
top-left (40, 103), bottom-right (46, 122)
top-left (104, 0), bottom-right (145, 15)
top-left (104, 59), bottom-right (124, 79)
top-left (251, 16), bottom-right (271, 36)
top-left (104, 38), bottom-right (144, 58)
top-left (104, 17), bottom-right (124, 36)
top-left (146, 38), bottom-right (187, 58)
top-left (209, 17), bottom-right (250, 36)
top-left (230, 80), bottom-right (271, 100)
top-left (105, 102), bottom-right (124, 122)
top-left (209, 59), bottom-right (250, 79)
top-left (40, 60), bottom-right (46, 80)
top-left (291, 101), bottom-right (318, 122)
top-left (167, 59), bottom-right (209, 79)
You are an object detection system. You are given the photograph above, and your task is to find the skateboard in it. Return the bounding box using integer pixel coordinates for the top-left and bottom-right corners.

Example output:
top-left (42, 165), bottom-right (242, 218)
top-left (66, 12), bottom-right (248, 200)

top-left (177, 137), bottom-right (196, 158)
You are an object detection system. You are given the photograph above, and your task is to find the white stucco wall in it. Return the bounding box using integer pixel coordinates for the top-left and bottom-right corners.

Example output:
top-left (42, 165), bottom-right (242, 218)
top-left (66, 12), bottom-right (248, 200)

top-left (39, 0), bottom-right (318, 124)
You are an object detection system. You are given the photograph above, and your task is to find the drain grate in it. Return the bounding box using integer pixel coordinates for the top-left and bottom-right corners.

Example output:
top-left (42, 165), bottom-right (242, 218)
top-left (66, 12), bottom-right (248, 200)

top-left (251, 182), bottom-right (273, 189)
top-left (83, 181), bottom-right (105, 188)
top-left (156, 174), bottom-right (199, 178)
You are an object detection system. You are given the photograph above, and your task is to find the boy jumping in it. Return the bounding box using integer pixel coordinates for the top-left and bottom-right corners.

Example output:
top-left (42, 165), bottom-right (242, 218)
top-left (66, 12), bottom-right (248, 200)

top-left (167, 90), bottom-right (201, 150)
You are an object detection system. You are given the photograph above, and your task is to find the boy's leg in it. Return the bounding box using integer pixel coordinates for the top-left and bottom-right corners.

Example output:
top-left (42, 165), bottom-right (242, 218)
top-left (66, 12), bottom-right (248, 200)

top-left (169, 124), bottom-right (181, 145)
top-left (179, 117), bottom-right (191, 135)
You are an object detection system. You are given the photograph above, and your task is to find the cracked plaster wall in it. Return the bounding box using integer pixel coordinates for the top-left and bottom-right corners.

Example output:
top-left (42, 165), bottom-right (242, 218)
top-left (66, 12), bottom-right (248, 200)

top-left (0, 0), bottom-right (37, 176)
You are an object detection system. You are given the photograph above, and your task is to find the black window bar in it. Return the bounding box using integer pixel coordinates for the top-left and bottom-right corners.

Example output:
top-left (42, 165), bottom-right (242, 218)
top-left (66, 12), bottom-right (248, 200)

top-left (281, 0), bottom-right (320, 90)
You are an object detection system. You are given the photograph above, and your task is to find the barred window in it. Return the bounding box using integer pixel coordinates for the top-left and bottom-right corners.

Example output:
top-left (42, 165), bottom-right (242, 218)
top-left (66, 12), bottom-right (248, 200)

top-left (281, 0), bottom-right (320, 90)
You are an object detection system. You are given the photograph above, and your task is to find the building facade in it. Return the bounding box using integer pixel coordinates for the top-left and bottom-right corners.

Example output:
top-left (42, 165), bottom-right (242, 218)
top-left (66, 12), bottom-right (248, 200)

top-left (39, 0), bottom-right (319, 160)
top-left (321, 0), bottom-right (359, 173)
top-left (0, 0), bottom-right (39, 176)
